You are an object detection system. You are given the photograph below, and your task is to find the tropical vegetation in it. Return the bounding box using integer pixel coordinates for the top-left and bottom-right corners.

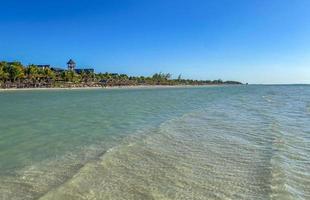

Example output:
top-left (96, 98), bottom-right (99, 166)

top-left (0, 61), bottom-right (242, 88)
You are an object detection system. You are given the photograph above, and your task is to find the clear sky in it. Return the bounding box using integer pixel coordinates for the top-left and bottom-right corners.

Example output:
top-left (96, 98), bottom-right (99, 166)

top-left (1, 0), bottom-right (310, 84)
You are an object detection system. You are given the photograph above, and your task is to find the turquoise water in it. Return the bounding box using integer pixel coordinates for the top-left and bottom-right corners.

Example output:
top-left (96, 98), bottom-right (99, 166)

top-left (0, 86), bottom-right (309, 200)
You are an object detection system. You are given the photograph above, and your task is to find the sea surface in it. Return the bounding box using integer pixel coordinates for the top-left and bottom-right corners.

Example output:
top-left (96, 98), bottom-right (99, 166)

top-left (0, 85), bottom-right (309, 200)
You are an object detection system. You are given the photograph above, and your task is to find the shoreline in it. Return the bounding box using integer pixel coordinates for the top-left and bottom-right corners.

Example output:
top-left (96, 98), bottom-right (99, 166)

top-left (0, 85), bottom-right (228, 92)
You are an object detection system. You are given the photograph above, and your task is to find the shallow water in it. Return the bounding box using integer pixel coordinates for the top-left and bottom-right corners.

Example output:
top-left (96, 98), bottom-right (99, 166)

top-left (0, 85), bottom-right (309, 200)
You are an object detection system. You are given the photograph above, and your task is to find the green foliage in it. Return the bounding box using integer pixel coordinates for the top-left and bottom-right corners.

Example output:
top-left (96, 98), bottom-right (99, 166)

top-left (25, 65), bottom-right (39, 82)
top-left (0, 61), bottom-right (242, 88)
top-left (0, 62), bottom-right (9, 82)
top-left (177, 74), bottom-right (182, 81)
top-left (152, 72), bottom-right (171, 81)
top-left (43, 68), bottom-right (56, 80)
top-left (7, 62), bottom-right (25, 81)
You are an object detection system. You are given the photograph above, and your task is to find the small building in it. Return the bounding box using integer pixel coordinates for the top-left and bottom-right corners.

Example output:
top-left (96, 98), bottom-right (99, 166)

top-left (51, 67), bottom-right (65, 73)
top-left (67, 59), bottom-right (76, 71)
top-left (75, 68), bottom-right (95, 74)
top-left (66, 59), bottom-right (94, 74)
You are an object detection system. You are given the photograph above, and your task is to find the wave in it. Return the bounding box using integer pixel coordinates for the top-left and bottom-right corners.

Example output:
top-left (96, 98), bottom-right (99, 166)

top-left (2, 92), bottom-right (309, 200)
top-left (37, 110), bottom-right (280, 200)
top-left (0, 140), bottom-right (115, 200)
top-left (35, 102), bottom-right (310, 200)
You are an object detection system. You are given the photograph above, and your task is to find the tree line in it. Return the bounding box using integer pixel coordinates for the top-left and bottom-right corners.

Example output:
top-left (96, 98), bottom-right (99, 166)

top-left (0, 61), bottom-right (242, 88)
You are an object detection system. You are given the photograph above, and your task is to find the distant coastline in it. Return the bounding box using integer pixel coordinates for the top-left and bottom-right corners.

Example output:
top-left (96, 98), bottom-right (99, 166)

top-left (0, 84), bottom-right (241, 92)
top-left (0, 60), bottom-right (242, 89)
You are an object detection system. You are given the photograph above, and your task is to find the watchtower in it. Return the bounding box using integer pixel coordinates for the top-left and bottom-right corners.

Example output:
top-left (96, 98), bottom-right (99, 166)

top-left (67, 59), bottom-right (76, 71)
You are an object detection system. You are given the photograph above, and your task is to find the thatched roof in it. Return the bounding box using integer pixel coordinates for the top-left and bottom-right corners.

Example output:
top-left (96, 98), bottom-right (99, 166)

top-left (67, 59), bottom-right (76, 65)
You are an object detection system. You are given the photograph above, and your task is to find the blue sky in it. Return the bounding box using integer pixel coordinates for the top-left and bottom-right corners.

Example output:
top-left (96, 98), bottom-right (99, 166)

top-left (1, 0), bottom-right (310, 83)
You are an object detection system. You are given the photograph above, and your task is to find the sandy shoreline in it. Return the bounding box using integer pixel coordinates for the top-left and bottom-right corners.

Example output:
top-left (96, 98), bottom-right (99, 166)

top-left (0, 85), bottom-right (218, 92)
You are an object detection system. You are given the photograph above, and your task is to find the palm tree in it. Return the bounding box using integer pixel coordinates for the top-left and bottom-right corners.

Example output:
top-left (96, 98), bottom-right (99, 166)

top-left (8, 63), bottom-right (25, 85)
top-left (25, 65), bottom-right (40, 87)
top-left (43, 68), bottom-right (56, 83)
top-left (80, 71), bottom-right (87, 83)
top-left (0, 62), bottom-right (9, 87)
top-left (61, 71), bottom-right (80, 84)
